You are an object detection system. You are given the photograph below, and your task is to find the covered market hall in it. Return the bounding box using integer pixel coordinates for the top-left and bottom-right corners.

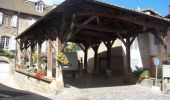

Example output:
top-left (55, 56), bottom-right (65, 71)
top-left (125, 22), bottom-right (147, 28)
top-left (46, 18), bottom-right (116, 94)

top-left (15, 0), bottom-right (170, 90)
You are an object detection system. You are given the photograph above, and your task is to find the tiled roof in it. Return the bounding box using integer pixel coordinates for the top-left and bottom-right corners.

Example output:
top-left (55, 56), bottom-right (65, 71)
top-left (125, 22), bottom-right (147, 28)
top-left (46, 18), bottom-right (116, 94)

top-left (0, 0), bottom-right (53, 16)
top-left (88, 0), bottom-right (170, 21)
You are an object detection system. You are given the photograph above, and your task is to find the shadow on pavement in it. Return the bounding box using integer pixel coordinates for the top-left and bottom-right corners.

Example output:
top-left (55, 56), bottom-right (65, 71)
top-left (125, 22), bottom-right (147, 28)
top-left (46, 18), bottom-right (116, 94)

top-left (0, 83), bottom-right (51, 99)
top-left (64, 73), bottom-right (134, 89)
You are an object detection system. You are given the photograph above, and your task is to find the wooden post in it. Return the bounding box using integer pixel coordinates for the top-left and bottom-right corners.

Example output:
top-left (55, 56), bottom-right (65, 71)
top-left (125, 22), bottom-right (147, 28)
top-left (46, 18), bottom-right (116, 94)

top-left (37, 42), bottom-right (42, 68)
top-left (104, 40), bottom-right (115, 76)
top-left (126, 38), bottom-right (131, 73)
top-left (84, 44), bottom-right (89, 72)
top-left (29, 43), bottom-right (34, 68)
top-left (56, 36), bottom-right (64, 88)
top-left (116, 33), bottom-right (136, 75)
top-left (91, 43), bottom-right (100, 74)
top-left (47, 39), bottom-right (52, 77)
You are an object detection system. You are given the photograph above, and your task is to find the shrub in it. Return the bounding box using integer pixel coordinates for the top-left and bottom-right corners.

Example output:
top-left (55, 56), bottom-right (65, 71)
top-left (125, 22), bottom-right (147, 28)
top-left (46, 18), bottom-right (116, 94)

top-left (133, 68), bottom-right (150, 83)
top-left (0, 49), bottom-right (15, 58)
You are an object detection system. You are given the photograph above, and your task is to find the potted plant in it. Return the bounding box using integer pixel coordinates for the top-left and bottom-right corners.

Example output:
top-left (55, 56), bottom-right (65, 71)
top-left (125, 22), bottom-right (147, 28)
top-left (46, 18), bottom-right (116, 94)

top-left (56, 53), bottom-right (69, 65)
top-left (35, 67), bottom-right (45, 78)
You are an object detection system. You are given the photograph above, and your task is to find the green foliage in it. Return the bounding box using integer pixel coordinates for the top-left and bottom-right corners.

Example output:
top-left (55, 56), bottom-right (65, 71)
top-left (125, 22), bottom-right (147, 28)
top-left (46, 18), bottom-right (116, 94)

top-left (32, 53), bottom-right (47, 64)
top-left (133, 68), bottom-right (149, 78)
top-left (32, 52), bottom-right (38, 63)
top-left (163, 55), bottom-right (170, 61)
top-left (64, 42), bottom-right (79, 52)
top-left (37, 68), bottom-right (45, 75)
top-left (40, 55), bottom-right (47, 64)
top-left (56, 53), bottom-right (69, 64)
top-left (0, 49), bottom-right (15, 58)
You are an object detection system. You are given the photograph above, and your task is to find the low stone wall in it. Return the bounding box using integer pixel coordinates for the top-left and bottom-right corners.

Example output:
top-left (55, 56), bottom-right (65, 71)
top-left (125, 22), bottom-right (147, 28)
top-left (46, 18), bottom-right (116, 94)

top-left (139, 79), bottom-right (154, 87)
top-left (14, 70), bottom-right (62, 94)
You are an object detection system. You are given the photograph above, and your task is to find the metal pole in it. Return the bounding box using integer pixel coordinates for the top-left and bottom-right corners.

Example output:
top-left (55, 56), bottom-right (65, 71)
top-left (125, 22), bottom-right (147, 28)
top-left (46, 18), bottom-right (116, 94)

top-left (155, 66), bottom-right (158, 86)
top-left (14, 12), bottom-right (20, 68)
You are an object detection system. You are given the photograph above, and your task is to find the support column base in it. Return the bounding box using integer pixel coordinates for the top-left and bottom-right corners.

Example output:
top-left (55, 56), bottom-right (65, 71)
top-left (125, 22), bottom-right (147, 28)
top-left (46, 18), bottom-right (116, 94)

top-left (50, 80), bottom-right (64, 90)
top-left (47, 70), bottom-right (53, 78)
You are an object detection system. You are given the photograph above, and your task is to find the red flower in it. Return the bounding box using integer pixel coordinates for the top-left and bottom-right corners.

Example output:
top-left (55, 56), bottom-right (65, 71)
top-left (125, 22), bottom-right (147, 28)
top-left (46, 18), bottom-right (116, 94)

top-left (35, 73), bottom-right (44, 78)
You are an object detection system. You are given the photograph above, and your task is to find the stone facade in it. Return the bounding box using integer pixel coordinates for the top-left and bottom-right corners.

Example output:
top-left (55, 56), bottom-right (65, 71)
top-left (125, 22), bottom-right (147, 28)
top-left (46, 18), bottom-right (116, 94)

top-left (15, 71), bottom-right (59, 94)
top-left (0, 8), bottom-right (39, 51)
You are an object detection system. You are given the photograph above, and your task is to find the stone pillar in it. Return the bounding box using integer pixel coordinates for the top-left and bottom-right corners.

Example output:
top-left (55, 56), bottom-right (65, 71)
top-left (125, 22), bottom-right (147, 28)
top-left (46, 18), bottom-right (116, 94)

top-left (47, 39), bottom-right (52, 77)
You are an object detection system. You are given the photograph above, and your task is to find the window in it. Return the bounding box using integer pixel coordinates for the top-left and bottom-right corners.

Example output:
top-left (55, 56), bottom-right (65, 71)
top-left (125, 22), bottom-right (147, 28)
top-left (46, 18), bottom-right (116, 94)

top-left (3, 14), bottom-right (12, 26)
top-left (36, 3), bottom-right (44, 12)
top-left (1, 36), bottom-right (10, 49)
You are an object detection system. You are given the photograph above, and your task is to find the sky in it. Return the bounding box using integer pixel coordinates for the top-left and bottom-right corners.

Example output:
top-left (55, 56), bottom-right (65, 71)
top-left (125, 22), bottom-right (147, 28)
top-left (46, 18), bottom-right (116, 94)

top-left (31, 0), bottom-right (170, 16)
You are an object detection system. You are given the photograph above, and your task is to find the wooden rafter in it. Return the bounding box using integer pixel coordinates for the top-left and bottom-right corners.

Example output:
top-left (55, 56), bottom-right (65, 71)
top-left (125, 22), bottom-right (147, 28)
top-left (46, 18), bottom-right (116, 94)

top-left (75, 23), bottom-right (127, 34)
top-left (76, 12), bottom-right (166, 30)
top-left (73, 16), bottom-right (97, 36)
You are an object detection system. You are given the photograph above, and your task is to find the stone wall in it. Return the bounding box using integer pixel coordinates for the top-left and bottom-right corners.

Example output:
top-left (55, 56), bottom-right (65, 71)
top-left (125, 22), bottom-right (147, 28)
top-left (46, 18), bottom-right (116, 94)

top-left (14, 71), bottom-right (62, 94)
top-left (0, 8), bottom-right (39, 50)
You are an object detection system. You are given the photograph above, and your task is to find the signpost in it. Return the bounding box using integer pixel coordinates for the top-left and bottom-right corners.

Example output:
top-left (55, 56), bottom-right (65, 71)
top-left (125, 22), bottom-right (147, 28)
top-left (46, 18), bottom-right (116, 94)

top-left (152, 57), bottom-right (160, 86)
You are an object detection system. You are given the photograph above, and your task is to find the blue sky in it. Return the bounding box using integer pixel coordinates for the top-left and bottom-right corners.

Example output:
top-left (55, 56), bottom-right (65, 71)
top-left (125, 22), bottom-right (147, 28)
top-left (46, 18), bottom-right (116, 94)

top-left (34, 0), bottom-right (170, 16)
top-left (104, 0), bottom-right (170, 16)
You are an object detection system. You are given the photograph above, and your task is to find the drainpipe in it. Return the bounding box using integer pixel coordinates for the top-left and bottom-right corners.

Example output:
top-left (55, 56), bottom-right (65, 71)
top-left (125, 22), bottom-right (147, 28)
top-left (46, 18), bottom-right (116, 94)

top-left (14, 11), bottom-right (20, 69)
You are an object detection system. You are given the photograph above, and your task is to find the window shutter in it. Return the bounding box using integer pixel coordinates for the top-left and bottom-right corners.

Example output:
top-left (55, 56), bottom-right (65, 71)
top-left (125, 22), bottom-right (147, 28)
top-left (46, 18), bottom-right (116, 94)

top-left (12, 15), bottom-right (17, 27)
top-left (0, 12), bottom-right (3, 25)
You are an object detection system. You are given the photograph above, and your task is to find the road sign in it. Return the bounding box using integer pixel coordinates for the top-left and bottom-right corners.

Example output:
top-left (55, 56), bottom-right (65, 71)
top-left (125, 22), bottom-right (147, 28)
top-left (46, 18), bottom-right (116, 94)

top-left (152, 57), bottom-right (160, 66)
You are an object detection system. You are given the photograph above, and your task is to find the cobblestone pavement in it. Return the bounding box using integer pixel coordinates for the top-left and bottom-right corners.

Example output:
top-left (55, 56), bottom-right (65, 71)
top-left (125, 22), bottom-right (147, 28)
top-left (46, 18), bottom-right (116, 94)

top-left (1, 75), bottom-right (170, 100)
top-left (53, 85), bottom-right (170, 100)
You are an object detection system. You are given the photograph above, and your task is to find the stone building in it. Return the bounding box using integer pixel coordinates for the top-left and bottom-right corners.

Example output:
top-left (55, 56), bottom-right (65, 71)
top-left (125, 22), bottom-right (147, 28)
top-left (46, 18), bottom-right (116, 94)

top-left (0, 0), bottom-right (52, 51)
top-left (0, 0), bottom-right (53, 78)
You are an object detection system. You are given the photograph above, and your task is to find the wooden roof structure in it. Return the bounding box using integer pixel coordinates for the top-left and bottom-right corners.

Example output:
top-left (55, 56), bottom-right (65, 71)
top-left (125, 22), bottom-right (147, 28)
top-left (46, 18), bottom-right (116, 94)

top-left (16, 0), bottom-right (170, 48)
top-left (15, 0), bottom-right (170, 77)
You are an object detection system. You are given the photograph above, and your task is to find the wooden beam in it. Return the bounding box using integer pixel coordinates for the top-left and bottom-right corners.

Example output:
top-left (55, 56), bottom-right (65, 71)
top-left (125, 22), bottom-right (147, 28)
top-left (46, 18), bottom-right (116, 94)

top-left (78, 43), bottom-right (85, 52)
top-left (83, 43), bottom-right (89, 72)
top-left (78, 30), bottom-right (115, 40)
top-left (75, 23), bottom-right (127, 34)
top-left (56, 36), bottom-right (64, 84)
top-left (91, 43), bottom-right (100, 74)
top-left (103, 40), bottom-right (115, 75)
top-left (76, 12), bottom-right (166, 30)
top-left (73, 16), bottom-right (97, 35)
top-left (29, 42), bottom-right (34, 68)
top-left (130, 36), bottom-right (136, 46)
top-left (37, 42), bottom-right (42, 68)
top-left (116, 33), bottom-right (126, 45)
top-left (47, 38), bottom-right (52, 77)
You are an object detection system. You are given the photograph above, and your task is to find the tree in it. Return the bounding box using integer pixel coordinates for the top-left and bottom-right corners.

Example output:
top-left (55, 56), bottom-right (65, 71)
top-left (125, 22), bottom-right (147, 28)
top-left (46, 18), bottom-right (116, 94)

top-left (64, 42), bottom-right (79, 52)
